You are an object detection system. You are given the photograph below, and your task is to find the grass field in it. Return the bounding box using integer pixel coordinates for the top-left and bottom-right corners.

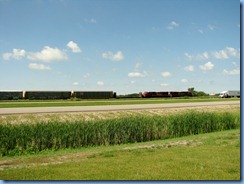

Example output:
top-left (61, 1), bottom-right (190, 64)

top-left (0, 103), bottom-right (240, 180)
top-left (0, 97), bottom-right (239, 108)
top-left (0, 129), bottom-right (240, 180)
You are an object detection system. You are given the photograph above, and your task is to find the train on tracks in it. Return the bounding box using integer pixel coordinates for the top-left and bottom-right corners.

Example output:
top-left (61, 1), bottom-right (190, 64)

top-left (0, 90), bottom-right (115, 100)
top-left (0, 90), bottom-right (192, 100)
top-left (140, 91), bottom-right (192, 98)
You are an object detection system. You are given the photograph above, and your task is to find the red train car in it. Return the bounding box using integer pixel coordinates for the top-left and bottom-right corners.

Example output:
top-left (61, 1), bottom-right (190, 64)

top-left (142, 91), bottom-right (192, 98)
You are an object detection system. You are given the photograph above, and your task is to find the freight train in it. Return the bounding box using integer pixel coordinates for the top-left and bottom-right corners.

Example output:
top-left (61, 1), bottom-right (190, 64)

top-left (0, 90), bottom-right (192, 100)
top-left (0, 90), bottom-right (115, 100)
top-left (141, 91), bottom-right (192, 98)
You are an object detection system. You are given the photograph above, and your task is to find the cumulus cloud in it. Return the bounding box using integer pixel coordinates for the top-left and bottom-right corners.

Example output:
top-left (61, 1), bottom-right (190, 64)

top-left (199, 61), bottom-right (214, 71)
top-left (167, 21), bottom-right (179, 30)
top-left (72, 82), bottom-right (79, 86)
top-left (181, 79), bottom-right (188, 83)
top-left (2, 49), bottom-right (26, 60)
top-left (28, 63), bottom-right (51, 70)
top-left (226, 47), bottom-right (239, 57)
top-left (67, 41), bottom-right (81, 53)
top-left (212, 50), bottom-right (229, 59)
top-left (184, 47), bottom-right (239, 61)
top-left (128, 72), bottom-right (145, 78)
top-left (184, 65), bottom-right (194, 72)
top-left (161, 71), bottom-right (172, 77)
top-left (160, 83), bottom-right (169, 87)
top-left (27, 46), bottom-right (68, 62)
top-left (184, 51), bottom-right (209, 61)
top-left (102, 51), bottom-right (124, 61)
top-left (223, 69), bottom-right (240, 75)
top-left (97, 81), bottom-right (104, 86)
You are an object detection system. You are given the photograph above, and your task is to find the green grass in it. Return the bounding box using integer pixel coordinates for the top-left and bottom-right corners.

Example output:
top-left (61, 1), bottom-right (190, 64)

top-left (0, 97), bottom-right (239, 108)
top-left (0, 129), bottom-right (240, 180)
top-left (0, 110), bottom-right (240, 156)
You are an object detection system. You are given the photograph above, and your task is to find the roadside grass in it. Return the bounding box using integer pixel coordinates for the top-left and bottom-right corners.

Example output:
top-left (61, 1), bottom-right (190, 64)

top-left (0, 129), bottom-right (240, 180)
top-left (0, 97), bottom-right (239, 108)
top-left (0, 109), bottom-right (239, 156)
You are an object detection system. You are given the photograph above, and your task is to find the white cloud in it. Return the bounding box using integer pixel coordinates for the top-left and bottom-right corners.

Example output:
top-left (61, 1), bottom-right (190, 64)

top-left (199, 61), bottom-right (214, 71)
top-left (135, 62), bottom-right (142, 70)
top-left (2, 49), bottom-right (26, 60)
top-left (27, 46), bottom-right (68, 62)
top-left (160, 83), bottom-right (169, 87)
top-left (102, 51), bottom-right (124, 61)
top-left (167, 21), bottom-right (179, 30)
top-left (161, 71), bottom-right (171, 77)
top-left (181, 79), bottom-right (188, 83)
top-left (83, 73), bottom-right (91, 78)
top-left (128, 72), bottom-right (145, 78)
top-left (226, 47), bottom-right (239, 58)
top-left (212, 50), bottom-right (229, 59)
top-left (184, 51), bottom-right (209, 61)
top-left (184, 65), bottom-right (194, 72)
top-left (67, 41), bottom-right (81, 53)
top-left (202, 52), bottom-right (209, 59)
top-left (184, 53), bottom-right (193, 61)
top-left (28, 63), bottom-right (51, 70)
top-left (97, 81), bottom-right (104, 86)
top-left (73, 82), bottom-right (79, 86)
top-left (198, 29), bottom-right (204, 34)
top-left (84, 18), bottom-right (97, 24)
top-left (185, 47), bottom-right (239, 61)
top-left (208, 24), bottom-right (216, 31)
top-left (223, 69), bottom-right (240, 75)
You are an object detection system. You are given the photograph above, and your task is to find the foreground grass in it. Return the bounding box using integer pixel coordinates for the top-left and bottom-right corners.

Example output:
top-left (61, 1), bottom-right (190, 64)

top-left (0, 97), bottom-right (239, 108)
top-left (0, 110), bottom-right (239, 156)
top-left (0, 129), bottom-right (240, 180)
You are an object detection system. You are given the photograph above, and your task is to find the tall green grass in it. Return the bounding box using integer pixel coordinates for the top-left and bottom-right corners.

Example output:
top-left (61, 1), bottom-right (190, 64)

top-left (0, 111), bottom-right (239, 156)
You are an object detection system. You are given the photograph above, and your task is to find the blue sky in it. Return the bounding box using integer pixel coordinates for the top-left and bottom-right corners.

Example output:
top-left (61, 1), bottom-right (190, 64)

top-left (0, 0), bottom-right (240, 95)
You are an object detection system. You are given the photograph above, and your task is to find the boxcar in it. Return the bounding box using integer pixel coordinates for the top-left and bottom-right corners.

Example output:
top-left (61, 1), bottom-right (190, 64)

top-left (25, 91), bottom-right (71, 100)
top-left (0, 90), bottom-right (23, 100)
top-left (73, 91), bottom-right (113, 99)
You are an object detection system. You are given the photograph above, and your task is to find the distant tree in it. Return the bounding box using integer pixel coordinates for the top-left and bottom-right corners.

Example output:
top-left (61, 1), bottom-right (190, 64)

top-left (188, 87), bottom-right (197, 96)
top-left (188, 87), bottom-right (208, 97)
top-left (196, 91), bottom-right (209, 96)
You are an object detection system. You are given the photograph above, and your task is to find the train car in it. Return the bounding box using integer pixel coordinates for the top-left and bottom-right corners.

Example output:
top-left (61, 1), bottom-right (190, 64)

top-left (178, 91), bottom-right (192, 97)
top-left (141, 91), bottom-right (170, 98)
top-left (73, 91), bottom-right (114, 99)
top-left (142, 91), bottom-right (192, 98)
top-left (0, 90), bottom-right (23, 100)
top-left (25, 91), bottom-right (72, 100)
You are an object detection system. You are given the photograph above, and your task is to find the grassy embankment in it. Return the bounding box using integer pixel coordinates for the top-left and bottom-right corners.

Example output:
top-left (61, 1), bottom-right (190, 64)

top-left (0, 129), bottom-right (240, 180)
